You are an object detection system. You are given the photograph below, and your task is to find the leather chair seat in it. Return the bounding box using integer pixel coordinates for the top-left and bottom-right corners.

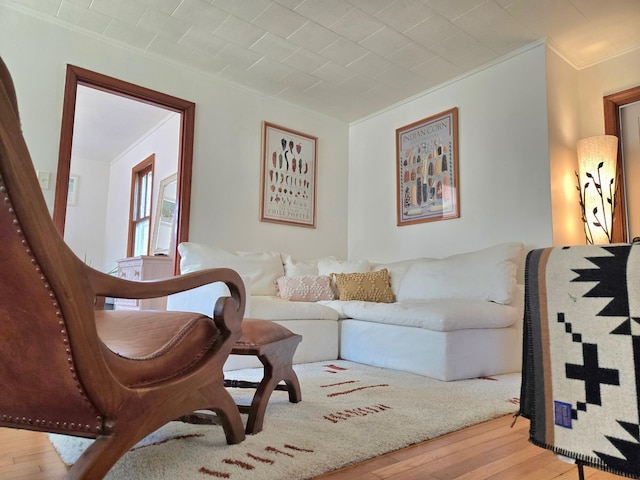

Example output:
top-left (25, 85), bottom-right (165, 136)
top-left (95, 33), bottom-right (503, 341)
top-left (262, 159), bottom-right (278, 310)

top-left (96, 310), bottom-right (219, 388)
top-left (234, 318), bottom-right (298, 349)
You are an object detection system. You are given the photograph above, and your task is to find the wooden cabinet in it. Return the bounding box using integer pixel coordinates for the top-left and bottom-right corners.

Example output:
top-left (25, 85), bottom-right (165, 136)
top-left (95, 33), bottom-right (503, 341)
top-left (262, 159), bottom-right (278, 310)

top-left (114, 255), bottom-right (172, 311)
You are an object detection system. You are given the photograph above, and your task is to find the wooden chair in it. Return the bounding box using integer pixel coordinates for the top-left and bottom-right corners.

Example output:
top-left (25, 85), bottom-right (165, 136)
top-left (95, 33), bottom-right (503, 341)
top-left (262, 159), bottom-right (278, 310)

top-left (0, 57), bottom-right (246, 479)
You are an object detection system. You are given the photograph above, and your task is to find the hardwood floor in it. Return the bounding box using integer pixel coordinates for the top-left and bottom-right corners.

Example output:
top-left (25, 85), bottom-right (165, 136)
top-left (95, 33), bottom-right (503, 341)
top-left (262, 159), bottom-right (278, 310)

top-left (0, 415), bottom-right (621, 479)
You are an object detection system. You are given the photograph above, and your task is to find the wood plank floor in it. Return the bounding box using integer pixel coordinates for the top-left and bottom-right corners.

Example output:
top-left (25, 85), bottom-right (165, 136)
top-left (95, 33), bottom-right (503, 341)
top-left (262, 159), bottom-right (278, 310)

top-left (0, 415), bottom-right (621, 479)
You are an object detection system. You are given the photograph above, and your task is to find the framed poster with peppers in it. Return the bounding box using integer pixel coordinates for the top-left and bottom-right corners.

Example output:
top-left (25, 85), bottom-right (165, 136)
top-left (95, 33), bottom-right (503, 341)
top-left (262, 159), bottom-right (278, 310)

top-left (260, 122), bottom-right (317, 228)
top-left (395, 107), bottom-right (459, 226)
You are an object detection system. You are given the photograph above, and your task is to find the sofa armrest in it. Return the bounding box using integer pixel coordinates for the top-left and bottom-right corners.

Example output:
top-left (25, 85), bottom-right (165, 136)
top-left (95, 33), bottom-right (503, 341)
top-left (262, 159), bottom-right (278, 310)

top-left (509, 283), bottom-right (525, 339)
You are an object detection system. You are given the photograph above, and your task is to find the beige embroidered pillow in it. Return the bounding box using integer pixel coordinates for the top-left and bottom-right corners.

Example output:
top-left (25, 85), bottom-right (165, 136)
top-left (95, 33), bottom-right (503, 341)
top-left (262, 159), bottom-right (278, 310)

top-left (333, 269), bottom-right (395, 303)
top-left (276, 275), bottom-right (335, 302)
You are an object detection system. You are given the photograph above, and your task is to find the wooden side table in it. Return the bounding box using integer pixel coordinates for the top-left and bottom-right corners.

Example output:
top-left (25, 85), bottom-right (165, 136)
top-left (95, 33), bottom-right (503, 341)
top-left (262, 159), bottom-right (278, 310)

top-left (225, 319), bottom-right (302, 434)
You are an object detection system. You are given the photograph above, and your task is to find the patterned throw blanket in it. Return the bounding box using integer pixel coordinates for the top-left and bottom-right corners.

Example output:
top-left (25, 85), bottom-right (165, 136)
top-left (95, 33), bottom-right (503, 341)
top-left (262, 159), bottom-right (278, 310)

top-left (520, 244), bottom-right (640, 478)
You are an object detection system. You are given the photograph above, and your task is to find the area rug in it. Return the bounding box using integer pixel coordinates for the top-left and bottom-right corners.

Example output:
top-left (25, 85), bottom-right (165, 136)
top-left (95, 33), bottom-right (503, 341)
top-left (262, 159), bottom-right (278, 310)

top-left (49, 360), bottom-right (520, 480)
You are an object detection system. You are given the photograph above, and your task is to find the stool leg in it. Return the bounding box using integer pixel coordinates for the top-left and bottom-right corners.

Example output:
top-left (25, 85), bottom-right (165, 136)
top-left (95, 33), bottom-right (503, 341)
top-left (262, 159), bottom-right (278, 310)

top-left (281, 363), bottom-right (302, 404)
top-left (245, 360), bottom-right (278, 434)
top-left (244, 338), bottom-right (301, 434)
top-left (269, 337), bottom-right (301, 404)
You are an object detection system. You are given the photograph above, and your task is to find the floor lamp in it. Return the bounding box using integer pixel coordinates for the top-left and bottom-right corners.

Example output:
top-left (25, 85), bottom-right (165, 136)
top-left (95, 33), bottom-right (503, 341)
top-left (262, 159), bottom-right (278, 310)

top-left (576, 135), bottom-right (619, 244)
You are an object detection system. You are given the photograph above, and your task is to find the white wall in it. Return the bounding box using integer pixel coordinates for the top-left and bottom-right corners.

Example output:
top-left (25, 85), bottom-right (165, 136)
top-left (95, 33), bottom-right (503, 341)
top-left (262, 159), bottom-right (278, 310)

top-left (578, 48), bottom-right (640, 242)
top-left (7, 5), bottom-right (636, 268)
top-left (579, 48), bottom-right (640, 138)
top-left (103, 115), bottom-right (180, 272)
top-left (545, 47), bottom-right (583, 247)
top-left (0, 5), bottom-right (350, 266)
top-left (64, 157), bottom-right (110, 269)
top-left (544, 46), bottom-right (640, 247)
top-left (348, 43), bottom-right (554, 264)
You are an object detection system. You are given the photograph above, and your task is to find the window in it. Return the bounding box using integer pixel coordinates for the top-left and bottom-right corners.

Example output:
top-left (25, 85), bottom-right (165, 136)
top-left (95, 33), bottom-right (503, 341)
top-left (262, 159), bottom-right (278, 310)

top-left (128, 155), bottom-right (154, 257)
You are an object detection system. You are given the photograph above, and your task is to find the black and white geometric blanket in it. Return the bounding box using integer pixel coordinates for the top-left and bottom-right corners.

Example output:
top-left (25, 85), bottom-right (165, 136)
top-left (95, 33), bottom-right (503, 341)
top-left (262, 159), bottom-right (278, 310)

top-left (520, 244), bottom-right (640, 478)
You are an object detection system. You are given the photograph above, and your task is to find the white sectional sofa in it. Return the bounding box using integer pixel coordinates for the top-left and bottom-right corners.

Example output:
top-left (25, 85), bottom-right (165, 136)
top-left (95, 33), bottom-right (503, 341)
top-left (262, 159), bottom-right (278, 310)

top-left (167, 242), bottom-right (525, 381)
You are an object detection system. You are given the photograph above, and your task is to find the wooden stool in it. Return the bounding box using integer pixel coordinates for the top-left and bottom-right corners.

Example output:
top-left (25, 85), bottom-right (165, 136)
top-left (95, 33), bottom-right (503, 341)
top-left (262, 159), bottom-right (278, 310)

top-left (224, 319), bottom-right (302, 434)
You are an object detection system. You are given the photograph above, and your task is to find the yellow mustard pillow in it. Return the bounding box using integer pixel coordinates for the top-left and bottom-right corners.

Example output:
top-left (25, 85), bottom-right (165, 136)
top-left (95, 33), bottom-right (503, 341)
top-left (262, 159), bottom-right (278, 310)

top-left (333, 269), bottom-right (395, 303)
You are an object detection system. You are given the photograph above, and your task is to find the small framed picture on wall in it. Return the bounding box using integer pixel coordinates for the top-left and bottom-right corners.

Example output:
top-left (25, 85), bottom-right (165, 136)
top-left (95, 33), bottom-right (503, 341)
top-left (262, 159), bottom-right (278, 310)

top-left (67, 174), bottom-right (78, 206)
top-left (260, 122), bottom-right (317, 228)
top-left (395, 107), bottom-right (459, 226)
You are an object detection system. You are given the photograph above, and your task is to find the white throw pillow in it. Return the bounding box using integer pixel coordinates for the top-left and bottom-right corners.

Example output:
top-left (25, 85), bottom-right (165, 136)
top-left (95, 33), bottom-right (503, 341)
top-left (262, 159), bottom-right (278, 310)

top-left (373, 258), bottom-right (432, 296)
top-left (396, 242), bottom-right (523, 304)
top-left (177, 242), bottom-right (284, 296)
top-left (282, 254), bottom-right (321, 276)
top-left (317, 257), bottom-right (370, 275)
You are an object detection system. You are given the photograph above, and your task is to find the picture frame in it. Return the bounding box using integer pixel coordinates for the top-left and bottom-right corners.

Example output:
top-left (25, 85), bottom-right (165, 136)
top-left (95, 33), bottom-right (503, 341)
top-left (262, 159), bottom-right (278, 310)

top-left (396, 107), bottom-right (459, 226)
top-left (260, 121), bottom-right (317, 228)
top-left (150, 173), bottom-right (177, 256)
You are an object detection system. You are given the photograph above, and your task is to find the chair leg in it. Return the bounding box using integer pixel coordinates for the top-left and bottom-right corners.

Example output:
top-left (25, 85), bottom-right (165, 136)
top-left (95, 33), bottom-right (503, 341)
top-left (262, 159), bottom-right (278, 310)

top-left (64, 432), bottom-right (140, 480)
top-left (207, 382), bottom-right (246, 445)
top-left (577, 461), bottom-right (585, 480)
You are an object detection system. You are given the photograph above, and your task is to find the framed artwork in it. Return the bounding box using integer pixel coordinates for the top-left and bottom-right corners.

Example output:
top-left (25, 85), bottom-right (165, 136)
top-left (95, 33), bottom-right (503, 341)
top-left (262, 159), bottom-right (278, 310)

top-left (260, 121), bottom-right (317, 228)
top-left (396, 107), bottom-right (459, 226)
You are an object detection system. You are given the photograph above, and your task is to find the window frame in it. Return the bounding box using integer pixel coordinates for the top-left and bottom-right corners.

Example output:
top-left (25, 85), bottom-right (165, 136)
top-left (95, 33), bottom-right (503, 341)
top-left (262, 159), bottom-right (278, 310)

top-left (127, 154), bottom-right (155, 257)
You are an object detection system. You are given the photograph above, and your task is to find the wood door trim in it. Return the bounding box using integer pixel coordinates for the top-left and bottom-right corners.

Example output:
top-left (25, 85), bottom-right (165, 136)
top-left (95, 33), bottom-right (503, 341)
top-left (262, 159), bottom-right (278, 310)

top-left (53, 65), bottom-right (194, 274)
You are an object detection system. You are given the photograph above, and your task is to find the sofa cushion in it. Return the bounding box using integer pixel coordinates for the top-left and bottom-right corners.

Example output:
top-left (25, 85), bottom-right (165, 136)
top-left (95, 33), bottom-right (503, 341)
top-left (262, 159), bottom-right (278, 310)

top-left (340, 299), bottom-right (519, 332)
top-left (275, 275), bottom-right (335, 302)
top-left (317, 257), bottom-right (370, 275)
top-left (316, 300), bottom-right (351, 319)
top-left (333, 269), bottom-right (395, 303)
top-left (283, 255), bottom-right (322, 276)
top-left (318, 257), bottom-right (371, 296)
top-left (178, 242), bottom-right (284, 296)
top-left (372, 258), bottom-right (432, 296)
top-left (250, 296), bottom-right (340, 321)
top-left (396, 242), bottom-right (523, 304)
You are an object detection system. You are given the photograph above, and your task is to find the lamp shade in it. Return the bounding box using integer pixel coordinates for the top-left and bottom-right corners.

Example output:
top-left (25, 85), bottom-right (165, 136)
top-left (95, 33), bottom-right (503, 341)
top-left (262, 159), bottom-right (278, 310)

top-left (577, 135), bottom-right (618, 175)
top-left (576, 135), bottom-right (618, 244)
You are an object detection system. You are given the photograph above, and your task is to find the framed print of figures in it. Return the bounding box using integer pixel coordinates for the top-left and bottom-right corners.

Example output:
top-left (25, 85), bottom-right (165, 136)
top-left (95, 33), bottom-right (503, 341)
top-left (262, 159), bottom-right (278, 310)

top-left (396, 107), bottom-right (459, 226)
top-left (260, 122), bottom-right (317, 228)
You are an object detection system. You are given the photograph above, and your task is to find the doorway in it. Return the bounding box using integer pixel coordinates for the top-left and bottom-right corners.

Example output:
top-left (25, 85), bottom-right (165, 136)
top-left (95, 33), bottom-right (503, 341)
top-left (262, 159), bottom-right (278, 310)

top-left (604, 85), bottom-right (640, 243)
top-left (53, 65), bottom-right (195, 274)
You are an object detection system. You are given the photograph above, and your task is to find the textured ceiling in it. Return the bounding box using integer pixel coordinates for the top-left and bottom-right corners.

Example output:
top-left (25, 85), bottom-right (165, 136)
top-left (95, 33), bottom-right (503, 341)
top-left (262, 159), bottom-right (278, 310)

top-left (73, 85), bottom-right (177, 162)
top-left (5, 0), bottom-right (640, 122)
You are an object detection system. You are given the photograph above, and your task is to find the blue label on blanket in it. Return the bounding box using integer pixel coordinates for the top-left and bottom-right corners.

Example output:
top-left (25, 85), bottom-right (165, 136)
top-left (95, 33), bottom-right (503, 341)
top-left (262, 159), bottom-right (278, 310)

top-left (554, 401), bottom-right (572, 428)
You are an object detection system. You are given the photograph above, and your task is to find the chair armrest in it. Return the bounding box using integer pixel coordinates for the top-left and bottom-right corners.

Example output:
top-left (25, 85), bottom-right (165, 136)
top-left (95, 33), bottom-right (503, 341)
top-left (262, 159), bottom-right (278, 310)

top-left (84, 265), bottom-right (246, 332)
top-left (167, 275), bottom-right (252, 317)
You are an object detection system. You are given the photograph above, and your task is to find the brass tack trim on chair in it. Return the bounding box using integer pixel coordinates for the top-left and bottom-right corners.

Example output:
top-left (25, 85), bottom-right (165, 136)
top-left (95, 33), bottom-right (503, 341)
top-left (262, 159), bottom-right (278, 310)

top-left (0, 177), bottom-right (102, 434)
